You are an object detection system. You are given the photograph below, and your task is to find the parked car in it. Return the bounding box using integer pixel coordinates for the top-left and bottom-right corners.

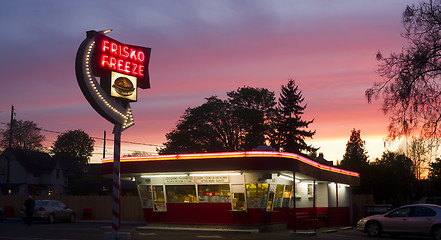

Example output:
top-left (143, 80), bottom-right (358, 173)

top-left (19, 200), bottom-right (75, 224)
top-left (357, 204), bottom-right (441, 239)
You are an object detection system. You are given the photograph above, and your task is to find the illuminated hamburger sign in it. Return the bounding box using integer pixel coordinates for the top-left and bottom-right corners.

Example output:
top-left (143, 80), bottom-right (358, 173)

top-left (75, 30), bottom-right (151, 130)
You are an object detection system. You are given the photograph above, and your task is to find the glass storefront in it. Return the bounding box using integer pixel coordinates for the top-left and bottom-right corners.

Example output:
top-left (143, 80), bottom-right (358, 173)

top-left (137, 185), bottom-right (152, 208)
top-left (137, 174), bottom-right (296, 213)
top-left (198, 184), bottom-right (231, 203)
top-left (165, 185), bottom-right (197, 203)
top-left (153, 185), bottom-right (166, 211)
top-left (246, 183), bottom-right (269, 209)
top-left (283, 185), bottom-right (292, 207)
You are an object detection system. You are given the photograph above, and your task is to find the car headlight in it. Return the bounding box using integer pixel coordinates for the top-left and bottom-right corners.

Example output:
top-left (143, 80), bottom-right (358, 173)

top-left (358, 218), bottom-right (368, 224)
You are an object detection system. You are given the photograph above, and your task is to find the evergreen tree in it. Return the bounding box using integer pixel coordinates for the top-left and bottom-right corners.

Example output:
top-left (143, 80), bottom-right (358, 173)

top-left (272, 79), bottom-right (316, 154)
top-left (340, 129), bottom-right (369, 171)
top-left (339, 129), bottom-right (371, 195)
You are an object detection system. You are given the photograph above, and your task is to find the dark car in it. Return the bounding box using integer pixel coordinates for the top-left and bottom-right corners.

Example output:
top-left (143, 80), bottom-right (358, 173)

top-left (357, 204), bottom-right (441, 239)
top-left (19, 200), bottom-right (75, 224)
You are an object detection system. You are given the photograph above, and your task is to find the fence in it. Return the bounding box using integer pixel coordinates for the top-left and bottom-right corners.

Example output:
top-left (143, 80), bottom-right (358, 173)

top-left (352, 194), bottom-right (374, 224)
top-left (2, 194), bottom-right (374, 225)
top-left (0, 195), bottom-right (144, 221)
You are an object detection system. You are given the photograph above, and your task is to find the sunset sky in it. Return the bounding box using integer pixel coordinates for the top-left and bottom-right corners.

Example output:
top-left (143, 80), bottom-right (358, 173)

top-left (0, 0), bottom-right (419, 163)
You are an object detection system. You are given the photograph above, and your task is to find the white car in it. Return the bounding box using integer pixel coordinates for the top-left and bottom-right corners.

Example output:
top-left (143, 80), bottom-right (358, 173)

top-left (19, 200), bottom-right (75, 224)
top-left (357, 204), bottom-right (441, 239)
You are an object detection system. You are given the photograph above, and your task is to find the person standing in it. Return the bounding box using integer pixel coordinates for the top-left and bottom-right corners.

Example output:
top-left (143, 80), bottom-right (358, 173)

top-left (24, 195), bottom-right (35, 226)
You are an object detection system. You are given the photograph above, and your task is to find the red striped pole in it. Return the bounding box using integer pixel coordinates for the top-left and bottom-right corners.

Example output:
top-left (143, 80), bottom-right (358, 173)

top-left (112, 124), bottom-right (122, 235)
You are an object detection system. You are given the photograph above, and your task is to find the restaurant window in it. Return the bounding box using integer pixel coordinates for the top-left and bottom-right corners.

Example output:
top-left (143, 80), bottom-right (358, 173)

top-left (153, 185), bottom-right (166, 211)
top-left (273, 184), bottom-right (285, 208)
top-left (166, 185), bottom-right (197, 203)
top-left (198, 184), bottom-right (231, 203)
top-left (266, 191), bottom-right (275, 211)
top-left (246, 183), bottom-right (269, 208)
top-left (282, 185), bottom-right (292, 207)
top-left (307, 183), bottom-right (314, 198)
top-left (138, 185), bottom-right (153, 208)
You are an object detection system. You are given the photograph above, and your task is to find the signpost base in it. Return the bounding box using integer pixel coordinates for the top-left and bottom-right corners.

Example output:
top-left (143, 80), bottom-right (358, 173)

top-left (104, 232), bottom-right (130, 240)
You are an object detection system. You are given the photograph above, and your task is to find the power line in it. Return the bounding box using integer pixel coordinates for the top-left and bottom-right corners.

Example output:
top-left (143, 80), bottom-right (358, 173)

top-left (0, 122), bottom-right (164, 147)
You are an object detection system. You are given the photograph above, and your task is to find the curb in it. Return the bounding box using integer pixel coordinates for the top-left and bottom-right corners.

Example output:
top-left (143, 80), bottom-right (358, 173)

top-left (136, 225), bottom-right (259, 234)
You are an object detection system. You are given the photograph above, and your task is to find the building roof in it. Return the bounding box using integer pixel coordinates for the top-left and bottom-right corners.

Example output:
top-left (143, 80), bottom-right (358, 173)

top-left (100, 151), bottom-right (360, 185)
top-left (1, 148), bottom-right (56, 174)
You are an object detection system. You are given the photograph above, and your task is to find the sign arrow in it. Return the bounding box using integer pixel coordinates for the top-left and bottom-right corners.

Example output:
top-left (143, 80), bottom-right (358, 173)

top-left (75, 30), bottom-right (134, 131)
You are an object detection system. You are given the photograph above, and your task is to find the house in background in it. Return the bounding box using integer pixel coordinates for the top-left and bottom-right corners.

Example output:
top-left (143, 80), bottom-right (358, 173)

top-left (0, 148), bottom-right (137, 196)
top-left (0, 148), bottom-right (65, 196)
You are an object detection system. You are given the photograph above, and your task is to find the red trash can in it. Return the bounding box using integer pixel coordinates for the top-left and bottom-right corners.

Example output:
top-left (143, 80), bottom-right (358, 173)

top-left (83, 208), bottom-right (93, 220)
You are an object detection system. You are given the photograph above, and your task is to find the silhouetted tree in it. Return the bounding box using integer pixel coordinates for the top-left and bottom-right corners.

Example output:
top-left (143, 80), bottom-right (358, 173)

top-left (158, 96), bottom-right (239, 154)
top-left (370, 152), bottom-right (416, 206)
top-left (399, 138), bottom-right (438, 180)
top-left (340, 129), bottom-right (369, 172)
top-left (51, 129), bottom-right (95, 164)
top-left (0, 120), bottom-right (45, 150)
top-left (427, 158), bottom-right (441, 196)
top-left (159, 87), bottom-right (277, 154)
top-left (228, 86), bottom-right (276, 150)
top-left (271, 79), bottom-right (316, 154)
top-left (366, 0), bottom-right (441, 139)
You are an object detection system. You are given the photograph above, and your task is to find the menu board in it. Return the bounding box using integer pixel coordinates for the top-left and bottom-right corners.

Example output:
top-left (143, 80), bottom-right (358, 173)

top-left (164, 176), bottom-right (194, 184)
top-left (196, 176), bottom-right (229, 183)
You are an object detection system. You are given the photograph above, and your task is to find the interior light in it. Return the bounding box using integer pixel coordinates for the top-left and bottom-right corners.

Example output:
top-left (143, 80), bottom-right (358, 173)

top-left (338, 183), bottom-right (350, 188)
top-left (279, 174), bottom-right (294, 181)
top-left (189, 173), bottom-right (241, 177)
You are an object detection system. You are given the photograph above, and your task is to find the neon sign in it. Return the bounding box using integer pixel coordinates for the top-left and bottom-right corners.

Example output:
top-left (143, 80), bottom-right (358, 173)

top-left (92, 33), bottom-right (150, 89)
top-left (75, 30), bottom-right (151, 130)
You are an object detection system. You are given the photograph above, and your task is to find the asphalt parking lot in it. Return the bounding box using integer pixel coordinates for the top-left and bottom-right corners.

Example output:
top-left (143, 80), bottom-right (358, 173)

top-left (0, 218), bottom-right (434, 240)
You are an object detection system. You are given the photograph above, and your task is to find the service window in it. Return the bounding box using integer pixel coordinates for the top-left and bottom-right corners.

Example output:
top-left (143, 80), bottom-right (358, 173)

top-left (246, 183), bottom-right (269, 208)
top-left (137, 185), bottom-right (153, 208)
top-left (273, 184), bottom-right (284, 208)
top-left (153, 185), bottom-right (166, 211)
top-left (282, 185), bottom-right (292, 207)
top-left (232, 193), bottom-right (245, 211)
top-left (166, 185), bottom-right (197, 203)
top-left (198, 184), bottom-right (231, 203)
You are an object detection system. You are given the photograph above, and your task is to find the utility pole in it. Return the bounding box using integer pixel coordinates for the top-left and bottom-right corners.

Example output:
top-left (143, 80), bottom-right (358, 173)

top-left (6, 105), bottom-right (14, 194)
top-left (103, 130), bottom-right (106, 159)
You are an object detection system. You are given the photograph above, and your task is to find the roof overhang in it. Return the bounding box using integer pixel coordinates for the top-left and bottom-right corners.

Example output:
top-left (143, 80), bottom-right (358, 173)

top-left (100, 151), bottom-right (360, 186)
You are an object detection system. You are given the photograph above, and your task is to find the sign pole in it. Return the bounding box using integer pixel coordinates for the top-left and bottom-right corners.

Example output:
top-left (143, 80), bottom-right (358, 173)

top-left (112, 124), bottom-right (122, 235)
top-left (75, 30), bottom-right (150, 240)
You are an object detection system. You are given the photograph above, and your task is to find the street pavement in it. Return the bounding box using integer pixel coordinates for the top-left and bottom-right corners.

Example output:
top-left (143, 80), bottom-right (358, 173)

top-left (0, 218), bottom-right (433, 240)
